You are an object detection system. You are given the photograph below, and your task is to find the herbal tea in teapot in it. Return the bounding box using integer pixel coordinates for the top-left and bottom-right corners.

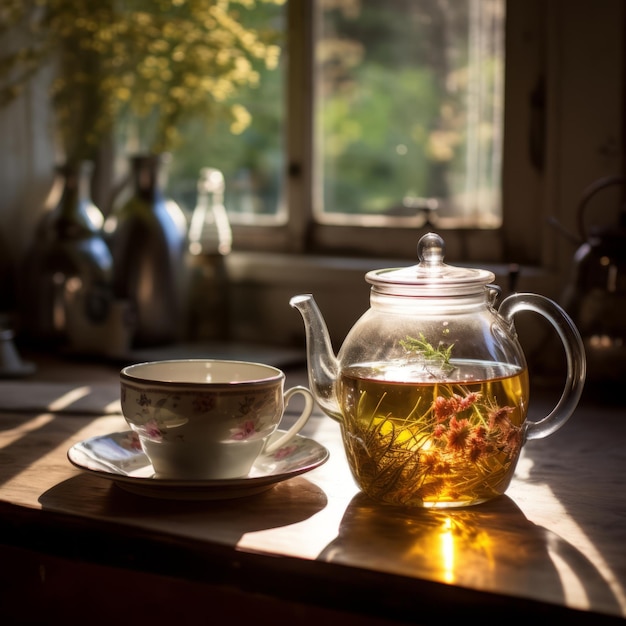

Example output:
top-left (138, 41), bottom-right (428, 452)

top-left (338, 355), bottom-right (528, 508)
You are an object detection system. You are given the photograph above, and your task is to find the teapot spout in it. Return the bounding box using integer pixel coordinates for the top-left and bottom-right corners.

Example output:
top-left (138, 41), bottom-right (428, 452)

top-left (290, 294), bottom-right (342, 420)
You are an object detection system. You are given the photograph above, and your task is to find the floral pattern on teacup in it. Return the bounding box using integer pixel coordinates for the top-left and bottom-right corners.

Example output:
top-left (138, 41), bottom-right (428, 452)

top-left (227, 392), bottom-right (279, 441)
top-left (192, 394), bottom-right (216, 413)
top-left (143, 418), bottom-right (164, 440)
top-left (128, 395), bottom-right (178, 439)
top-left (230, 419), bottom-right (258, 441)
top-left (122, 382), bottom-right (280, 444)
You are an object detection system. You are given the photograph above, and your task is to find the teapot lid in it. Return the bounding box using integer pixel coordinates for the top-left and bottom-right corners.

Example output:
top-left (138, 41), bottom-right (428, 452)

top-left (366, 232), bottom-right (495, 296)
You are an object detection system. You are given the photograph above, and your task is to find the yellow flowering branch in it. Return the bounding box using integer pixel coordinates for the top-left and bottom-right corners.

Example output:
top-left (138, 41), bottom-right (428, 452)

top-left (0, 0), bottom-right (284, 162)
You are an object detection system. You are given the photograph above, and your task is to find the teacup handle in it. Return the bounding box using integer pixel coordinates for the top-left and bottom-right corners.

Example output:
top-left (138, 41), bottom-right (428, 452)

top-left (263, 386), bottom-right (315, 454)
top-left (498, 293), bottom-right (586, 441)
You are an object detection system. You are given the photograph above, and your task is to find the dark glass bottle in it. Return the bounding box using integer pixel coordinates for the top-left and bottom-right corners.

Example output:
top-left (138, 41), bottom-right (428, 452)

top-left (22, 161), bottom-right (113, 345)
top-left (107, 154), bottom-right (188, 346)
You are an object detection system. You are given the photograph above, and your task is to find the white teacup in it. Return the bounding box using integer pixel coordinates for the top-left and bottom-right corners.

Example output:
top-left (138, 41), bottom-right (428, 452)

top-left (120, 359), bottom-right (315, 480)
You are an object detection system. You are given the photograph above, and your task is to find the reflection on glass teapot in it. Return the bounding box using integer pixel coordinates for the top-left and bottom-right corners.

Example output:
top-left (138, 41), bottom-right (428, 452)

top-left (291, 233), bottom-right (586, 508)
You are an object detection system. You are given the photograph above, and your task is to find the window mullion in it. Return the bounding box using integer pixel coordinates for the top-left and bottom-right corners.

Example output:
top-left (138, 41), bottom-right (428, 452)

top-left (286, 0), bottom-right (315, 253)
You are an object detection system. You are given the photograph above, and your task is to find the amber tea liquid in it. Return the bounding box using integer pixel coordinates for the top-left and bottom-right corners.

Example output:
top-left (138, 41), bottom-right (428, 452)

top-left (338, 360), bottom-right (529, 508)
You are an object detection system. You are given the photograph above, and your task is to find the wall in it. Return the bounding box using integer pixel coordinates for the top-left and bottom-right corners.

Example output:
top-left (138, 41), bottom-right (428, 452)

top-left (0, 64), bottom-right (56, 314)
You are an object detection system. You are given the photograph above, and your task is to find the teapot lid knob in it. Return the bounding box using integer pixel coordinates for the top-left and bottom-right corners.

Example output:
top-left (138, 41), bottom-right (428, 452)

top-left (417, 232), bottom-right (445, 267)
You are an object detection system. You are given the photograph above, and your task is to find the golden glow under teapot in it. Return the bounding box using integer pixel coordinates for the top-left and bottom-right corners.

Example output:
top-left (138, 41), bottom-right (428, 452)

top-left (291, 233), bottom-right (586, 508)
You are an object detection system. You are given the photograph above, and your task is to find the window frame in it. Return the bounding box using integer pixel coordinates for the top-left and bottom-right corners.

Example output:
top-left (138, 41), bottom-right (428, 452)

top-left (221, 0), bottom-right (581, 273)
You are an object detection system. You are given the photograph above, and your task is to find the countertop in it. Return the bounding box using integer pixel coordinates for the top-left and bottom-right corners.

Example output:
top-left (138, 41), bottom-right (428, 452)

top-left (0, 349), bottom-right (624, 624)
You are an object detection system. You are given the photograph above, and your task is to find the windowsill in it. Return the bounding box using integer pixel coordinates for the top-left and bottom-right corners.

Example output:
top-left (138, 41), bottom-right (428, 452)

top-left (226, 250), bottom-right (561, 294)
top-left (223, 251), bottom-right (565, 351)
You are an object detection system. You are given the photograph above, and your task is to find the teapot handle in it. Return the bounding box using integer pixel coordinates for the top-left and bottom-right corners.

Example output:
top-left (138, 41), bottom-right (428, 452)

top-left (498, 293), bottom-right (586, 441)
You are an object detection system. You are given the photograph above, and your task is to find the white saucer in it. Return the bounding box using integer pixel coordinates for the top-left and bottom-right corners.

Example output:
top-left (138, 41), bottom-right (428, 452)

top-left (67, 430), bottom-right (329, 500)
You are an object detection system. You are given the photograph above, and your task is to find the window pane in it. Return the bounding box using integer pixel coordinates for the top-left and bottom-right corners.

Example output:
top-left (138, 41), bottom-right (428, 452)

top-left (315, 0), bottom-right (505, 228)
top-left (165, 2), bottom-right (286, 223)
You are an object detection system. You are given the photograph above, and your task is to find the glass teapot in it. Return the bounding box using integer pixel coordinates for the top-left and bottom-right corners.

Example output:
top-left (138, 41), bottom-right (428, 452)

top-left (290, 233), bottom-right (586, 508)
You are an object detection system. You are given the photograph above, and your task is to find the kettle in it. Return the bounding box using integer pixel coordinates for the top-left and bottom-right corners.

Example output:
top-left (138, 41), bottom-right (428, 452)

top-left (559, 175), bottom-right (626, 384)
top-left (291, 233), bottom-right (586, 508)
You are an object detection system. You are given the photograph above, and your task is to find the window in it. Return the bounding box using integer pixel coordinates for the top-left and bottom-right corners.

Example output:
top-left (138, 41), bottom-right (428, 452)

top-left (315, 0), bottom-right (504, 229)
top-left (166, 0), bottom-right (508, 262)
